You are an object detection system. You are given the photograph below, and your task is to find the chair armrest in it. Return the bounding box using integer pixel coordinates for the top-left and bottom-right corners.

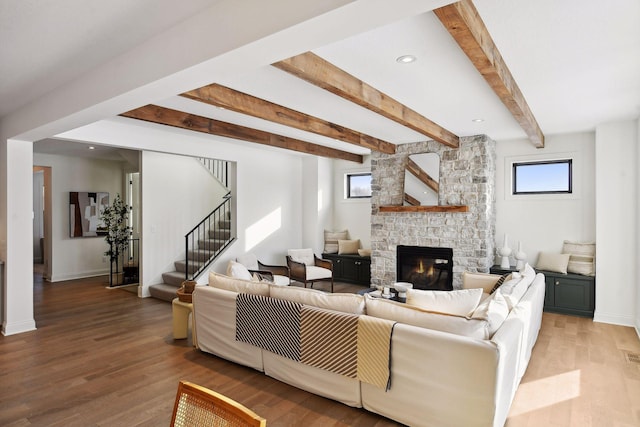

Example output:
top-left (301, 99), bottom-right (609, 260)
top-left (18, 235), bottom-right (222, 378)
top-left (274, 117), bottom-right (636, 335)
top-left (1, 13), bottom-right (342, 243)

top-left (257, 261), bottom-right (290, 278)
top-left (314, 255), bottom-right (333, 271)
top-left (286, 256), bottom-right (307, 279)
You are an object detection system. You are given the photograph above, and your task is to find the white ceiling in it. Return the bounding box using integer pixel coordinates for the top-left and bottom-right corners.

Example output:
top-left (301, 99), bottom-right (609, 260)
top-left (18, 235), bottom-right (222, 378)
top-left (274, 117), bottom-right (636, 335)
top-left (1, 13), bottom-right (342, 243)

top-left (2, 0), bottom-right (639, 158)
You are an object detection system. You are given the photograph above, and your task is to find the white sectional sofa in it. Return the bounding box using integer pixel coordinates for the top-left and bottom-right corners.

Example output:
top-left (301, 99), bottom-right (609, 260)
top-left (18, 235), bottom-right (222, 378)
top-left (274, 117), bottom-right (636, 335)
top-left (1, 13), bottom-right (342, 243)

top-left (192, 266), bottom-right (545, 427)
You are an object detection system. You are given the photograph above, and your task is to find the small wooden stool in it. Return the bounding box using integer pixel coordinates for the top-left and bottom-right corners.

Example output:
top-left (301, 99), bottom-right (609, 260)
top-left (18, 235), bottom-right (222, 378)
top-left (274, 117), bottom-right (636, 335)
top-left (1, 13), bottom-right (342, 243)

top-left (172, 297), bottom-right (196, 346)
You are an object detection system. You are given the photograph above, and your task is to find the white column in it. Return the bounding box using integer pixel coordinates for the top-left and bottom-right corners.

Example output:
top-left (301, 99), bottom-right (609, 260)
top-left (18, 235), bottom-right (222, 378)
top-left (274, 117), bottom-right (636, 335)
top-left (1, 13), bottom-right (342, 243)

top-left (2, 139), bottom-right (36, 335)
top-left (594, 120), bottom-right (637, 327)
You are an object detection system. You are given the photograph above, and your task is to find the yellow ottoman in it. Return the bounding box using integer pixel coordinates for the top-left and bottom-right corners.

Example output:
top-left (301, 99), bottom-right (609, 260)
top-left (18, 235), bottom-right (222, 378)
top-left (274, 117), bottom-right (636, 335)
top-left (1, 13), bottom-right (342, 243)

top-left (172, 297), bottom-right (196, 346)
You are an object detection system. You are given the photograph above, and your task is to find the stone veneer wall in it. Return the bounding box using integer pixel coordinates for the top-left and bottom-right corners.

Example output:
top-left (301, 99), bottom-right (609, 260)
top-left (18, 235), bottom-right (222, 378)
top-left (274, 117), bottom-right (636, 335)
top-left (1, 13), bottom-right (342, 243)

top-left (370, 135), bottom-right (496, 289)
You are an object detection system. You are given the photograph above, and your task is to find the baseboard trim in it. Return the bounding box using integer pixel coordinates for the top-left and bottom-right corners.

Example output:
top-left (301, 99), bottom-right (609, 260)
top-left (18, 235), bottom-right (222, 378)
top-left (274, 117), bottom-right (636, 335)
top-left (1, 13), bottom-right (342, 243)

top-left (593, 311), bottom-right (635, 327)
top-left (49, 270), bottom-right (109, 282)
top-left (2, 318), bottom-right (37, 336)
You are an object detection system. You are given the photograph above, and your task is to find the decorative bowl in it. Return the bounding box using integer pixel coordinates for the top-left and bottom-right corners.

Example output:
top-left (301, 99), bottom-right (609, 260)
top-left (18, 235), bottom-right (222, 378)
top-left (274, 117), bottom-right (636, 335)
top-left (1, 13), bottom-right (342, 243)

top-left (392, 282), bottom-right (413, 298)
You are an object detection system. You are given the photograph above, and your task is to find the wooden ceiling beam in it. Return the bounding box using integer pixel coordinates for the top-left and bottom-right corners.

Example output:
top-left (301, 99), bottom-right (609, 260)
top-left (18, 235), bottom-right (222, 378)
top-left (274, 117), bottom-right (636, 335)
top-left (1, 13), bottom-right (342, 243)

top-left (434, 0), bottom-right (544, 148)
top-left (181, 84), bottom-right (395, 154)
top-left (120, 105), bottom-right (363, 163)
top-left (273, 52), bottom-right (459, 149)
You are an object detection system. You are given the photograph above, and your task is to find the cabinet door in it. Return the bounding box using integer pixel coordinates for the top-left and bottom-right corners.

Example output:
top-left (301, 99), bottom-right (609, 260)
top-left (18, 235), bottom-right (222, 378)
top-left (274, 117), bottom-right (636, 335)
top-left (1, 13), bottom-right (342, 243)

top-left (327, 255), bottom-right (344, 278)
top-left (553, 277), bottom-right (594, 312)
top-left (544, 277), bottom-right (555, 307)
top-left (341, 258), bottom-right (359, 282)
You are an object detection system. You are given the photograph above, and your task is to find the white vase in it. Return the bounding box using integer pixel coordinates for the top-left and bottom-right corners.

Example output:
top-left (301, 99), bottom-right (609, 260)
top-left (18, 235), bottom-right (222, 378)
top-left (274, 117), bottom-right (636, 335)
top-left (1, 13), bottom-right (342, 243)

top-left (498, 233), bottom-right (511, 269)
top-left (515, 241), bottom-right (527, 270)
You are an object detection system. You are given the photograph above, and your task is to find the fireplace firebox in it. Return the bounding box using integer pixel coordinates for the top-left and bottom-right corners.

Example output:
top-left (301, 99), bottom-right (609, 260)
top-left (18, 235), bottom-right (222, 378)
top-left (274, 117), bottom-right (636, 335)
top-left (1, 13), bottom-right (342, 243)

top-left (396, 245), bottom-right (453, 291)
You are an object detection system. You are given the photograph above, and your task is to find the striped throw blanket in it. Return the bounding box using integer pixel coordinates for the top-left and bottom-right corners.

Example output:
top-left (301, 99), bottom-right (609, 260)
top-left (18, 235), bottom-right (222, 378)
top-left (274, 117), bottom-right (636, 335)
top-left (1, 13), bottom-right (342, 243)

top-left (236, 293), bottom-right (395, 389)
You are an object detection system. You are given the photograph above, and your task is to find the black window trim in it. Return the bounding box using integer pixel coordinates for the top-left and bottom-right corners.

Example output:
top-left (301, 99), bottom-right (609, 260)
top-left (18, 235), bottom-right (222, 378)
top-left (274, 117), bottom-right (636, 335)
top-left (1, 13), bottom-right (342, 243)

top-left (346, 172), bottom-right (372, 199)
top-left (512, 159), bottom-right (573, 195)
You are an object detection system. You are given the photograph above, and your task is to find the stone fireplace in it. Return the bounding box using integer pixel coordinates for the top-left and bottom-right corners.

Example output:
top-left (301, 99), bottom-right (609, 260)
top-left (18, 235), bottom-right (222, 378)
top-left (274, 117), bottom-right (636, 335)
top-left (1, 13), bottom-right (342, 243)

top-left (370, 135), bottom-right (496, 289)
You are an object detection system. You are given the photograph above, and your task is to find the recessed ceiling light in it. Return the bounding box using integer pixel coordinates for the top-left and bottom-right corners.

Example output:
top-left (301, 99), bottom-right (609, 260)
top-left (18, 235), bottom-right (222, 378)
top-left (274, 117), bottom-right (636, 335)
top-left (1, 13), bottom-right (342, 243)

top-left (471, 118), bottom-right (485, 123)
top-left (396, 55), bottom-right (417, 64)
top-left (88, 146), bottom-right (95, 150)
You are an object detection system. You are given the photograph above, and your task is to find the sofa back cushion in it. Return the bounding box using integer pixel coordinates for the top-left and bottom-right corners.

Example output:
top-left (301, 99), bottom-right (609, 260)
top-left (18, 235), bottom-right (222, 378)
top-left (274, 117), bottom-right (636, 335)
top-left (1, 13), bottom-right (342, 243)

top-left (209, 271), bottom-right (270, 297)
top-left (270, 285), bottom-right (365, 315)
top-left (470, 289), bottom-right (510, 337)
top-left (500, 263), bottom-right (536, 310)
top-left (406, 288), bottom-right (483, 317)
top-left (364, 295), bottom-right (489, 339)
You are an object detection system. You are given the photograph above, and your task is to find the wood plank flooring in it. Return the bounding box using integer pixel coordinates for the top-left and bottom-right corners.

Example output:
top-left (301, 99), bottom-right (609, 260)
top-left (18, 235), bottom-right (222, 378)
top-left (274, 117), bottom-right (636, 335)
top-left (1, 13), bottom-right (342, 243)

top-left (0, 273), bottom-right (638, 426)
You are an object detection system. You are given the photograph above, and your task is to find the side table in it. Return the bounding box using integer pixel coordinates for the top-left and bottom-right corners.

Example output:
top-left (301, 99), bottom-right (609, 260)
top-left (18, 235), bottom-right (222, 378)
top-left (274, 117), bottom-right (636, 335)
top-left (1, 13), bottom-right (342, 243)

top-left (172, 297), bottom-right (197, 346)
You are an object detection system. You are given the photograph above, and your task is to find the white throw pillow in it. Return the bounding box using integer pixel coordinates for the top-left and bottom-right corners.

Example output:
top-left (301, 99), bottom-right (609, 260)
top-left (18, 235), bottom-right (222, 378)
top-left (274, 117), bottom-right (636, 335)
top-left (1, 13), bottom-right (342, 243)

top-left (270, 285), bottom-right (365, 314)
top-left (365, 295), bottom-right (489, 339)
top-left (406, 288), bottom-right (483, 317)
top-left (536, 252), bottom-right (570, 274)
top-left (471, 289), bottom-right (510, 337)
top-left (209, 271), bottom-right (270, 296)
top-left (226, 260), bottom-right (253, 281)
top-left (288, 248), bottom-right (315, 266)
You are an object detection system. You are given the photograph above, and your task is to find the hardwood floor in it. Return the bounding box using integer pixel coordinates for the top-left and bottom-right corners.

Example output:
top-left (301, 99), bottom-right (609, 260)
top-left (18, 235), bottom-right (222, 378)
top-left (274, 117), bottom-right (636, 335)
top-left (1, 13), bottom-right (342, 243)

top-left (0, 273), bottom-right (638, 426)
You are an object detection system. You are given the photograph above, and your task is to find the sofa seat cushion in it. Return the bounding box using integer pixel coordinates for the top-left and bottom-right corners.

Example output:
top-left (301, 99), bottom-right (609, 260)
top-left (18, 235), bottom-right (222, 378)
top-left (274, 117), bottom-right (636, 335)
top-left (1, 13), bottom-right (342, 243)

top-left (209, 271), bottom-right (270, 296)
top-left (364, 294), bottom-right (490, 339)
top-left (305, 265), bottom-right (332, 280)
top-left (406, 288), bottom-right (483, 317)
top-left (271, 285), bottom-right (365, 314)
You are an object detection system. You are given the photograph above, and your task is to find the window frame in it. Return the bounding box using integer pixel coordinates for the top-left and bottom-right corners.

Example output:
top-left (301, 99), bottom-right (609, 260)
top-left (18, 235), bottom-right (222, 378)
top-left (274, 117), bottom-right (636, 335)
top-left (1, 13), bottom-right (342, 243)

top-left (512, 158), bottom-right (573, 195)
top-left (345, 172), bottom-right (372, 199)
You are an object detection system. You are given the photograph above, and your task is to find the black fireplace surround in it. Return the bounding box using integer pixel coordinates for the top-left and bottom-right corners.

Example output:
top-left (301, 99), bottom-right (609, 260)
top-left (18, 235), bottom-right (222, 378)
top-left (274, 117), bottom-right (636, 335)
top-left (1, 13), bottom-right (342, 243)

top-left (396, 245), bottom-right (453, 291)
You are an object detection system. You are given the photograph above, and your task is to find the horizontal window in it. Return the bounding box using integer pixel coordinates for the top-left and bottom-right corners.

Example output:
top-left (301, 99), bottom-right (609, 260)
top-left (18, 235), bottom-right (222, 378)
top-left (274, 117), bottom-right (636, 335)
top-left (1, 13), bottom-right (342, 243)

top-left (513, 159), bottom-right (572, 195)
top-left (346, 173), bottom-right (371, 199)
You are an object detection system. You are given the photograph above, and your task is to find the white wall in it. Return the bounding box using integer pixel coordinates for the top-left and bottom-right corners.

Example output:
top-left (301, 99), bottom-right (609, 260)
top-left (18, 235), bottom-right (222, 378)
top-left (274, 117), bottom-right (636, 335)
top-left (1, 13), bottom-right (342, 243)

top-left (495, 132), bottom-right (596, 265)
top-left (141, 152), bottom-right (228, 293)
top-left (300, 156), bottom-right (334, 254)
top-left (332, 156), bottom-right (372, 249)
top-left (33, 153), bottom-right (126, 282)
top-left (60, 118), bottom-right (305, 290)
top-left (595, 120), bottom-right (638, 327)
top-left (637, 118), bottom-right (640, 335)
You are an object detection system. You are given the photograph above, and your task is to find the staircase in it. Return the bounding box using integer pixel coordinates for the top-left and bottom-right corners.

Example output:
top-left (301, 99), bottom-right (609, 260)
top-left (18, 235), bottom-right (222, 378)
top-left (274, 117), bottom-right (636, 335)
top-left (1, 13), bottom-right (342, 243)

top-left (149, 157), bottom-right (234, 302)
top-left (149, 212), bottom-right (233, 302)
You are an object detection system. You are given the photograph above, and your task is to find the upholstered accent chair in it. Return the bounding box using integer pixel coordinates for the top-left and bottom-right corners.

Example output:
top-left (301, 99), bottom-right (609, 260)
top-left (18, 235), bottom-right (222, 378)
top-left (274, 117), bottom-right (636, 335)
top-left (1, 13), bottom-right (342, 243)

top-left (236, 253), bottom-right (290, 286)
top-left (286, 248), bottom-right (334, 292)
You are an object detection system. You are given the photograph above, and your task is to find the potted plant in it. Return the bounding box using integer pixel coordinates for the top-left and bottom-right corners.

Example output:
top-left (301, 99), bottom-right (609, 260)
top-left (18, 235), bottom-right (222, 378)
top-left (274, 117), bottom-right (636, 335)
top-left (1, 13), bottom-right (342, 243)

top-left (100, 193), bottom-right (130, 286)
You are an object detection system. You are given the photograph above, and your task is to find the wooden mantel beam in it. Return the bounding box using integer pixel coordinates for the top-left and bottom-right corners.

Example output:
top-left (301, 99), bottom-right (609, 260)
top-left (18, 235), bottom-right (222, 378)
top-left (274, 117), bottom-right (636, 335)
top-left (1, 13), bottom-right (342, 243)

top-left (120, 105), bottom-right (363, 163)
top-left (273, 52), bottom-right (459, 149)
top-left (434, 0), bottom-right (544, 148)
top-left (181, 84), bottom-right (396, 154)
